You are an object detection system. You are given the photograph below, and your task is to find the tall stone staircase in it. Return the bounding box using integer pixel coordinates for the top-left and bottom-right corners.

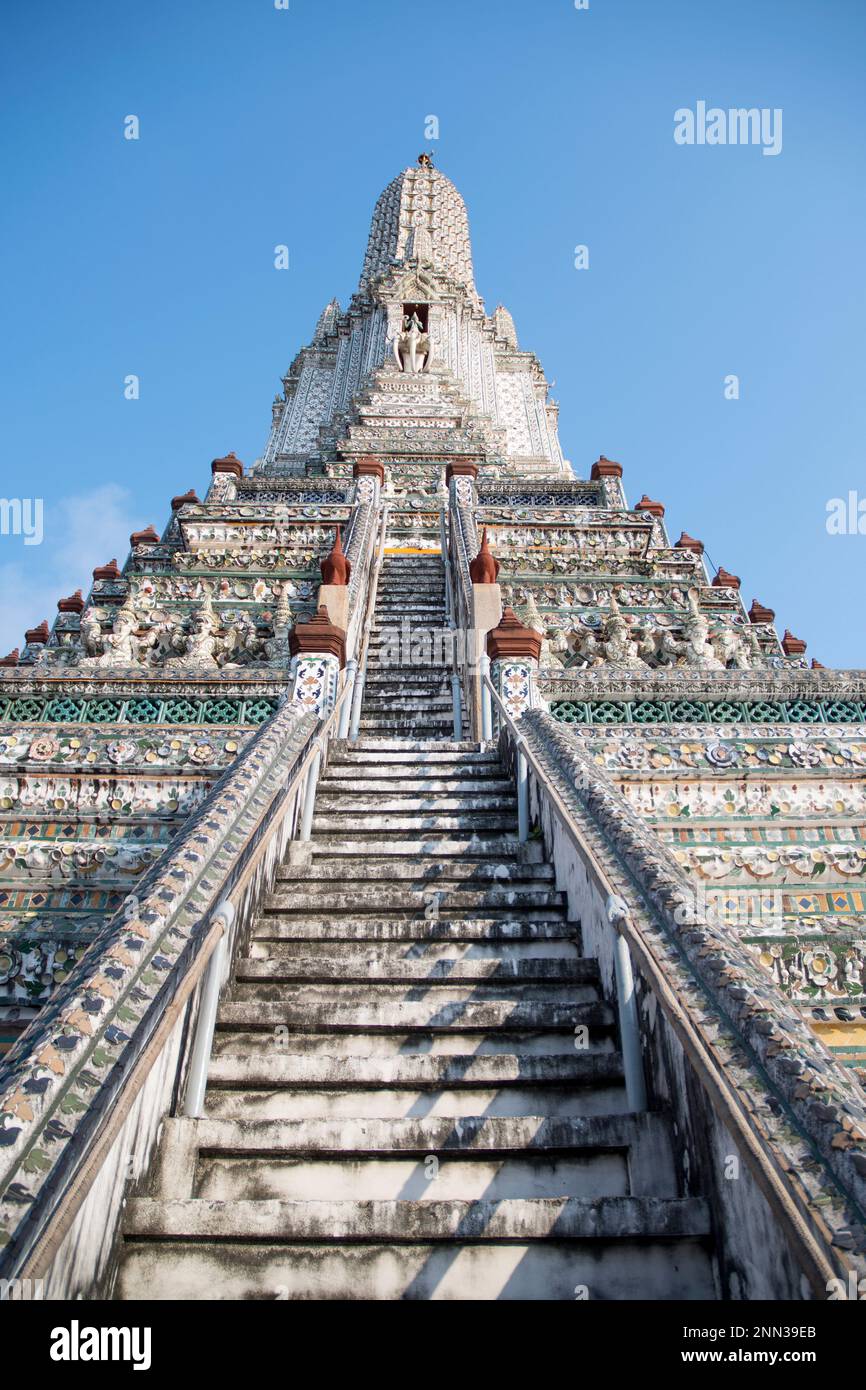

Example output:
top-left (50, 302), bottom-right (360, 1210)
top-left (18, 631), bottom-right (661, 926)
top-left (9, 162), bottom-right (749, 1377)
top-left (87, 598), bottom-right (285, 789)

top-left (358, 553), bottom-right (462, 740)
top-left (115, 552), bottom-right (717, 1300)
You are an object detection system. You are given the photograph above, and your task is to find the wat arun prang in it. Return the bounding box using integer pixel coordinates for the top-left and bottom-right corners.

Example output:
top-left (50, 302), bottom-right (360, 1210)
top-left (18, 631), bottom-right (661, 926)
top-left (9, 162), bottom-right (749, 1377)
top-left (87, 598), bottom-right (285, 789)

top-left (0, 155), bottom-right (864, 1301)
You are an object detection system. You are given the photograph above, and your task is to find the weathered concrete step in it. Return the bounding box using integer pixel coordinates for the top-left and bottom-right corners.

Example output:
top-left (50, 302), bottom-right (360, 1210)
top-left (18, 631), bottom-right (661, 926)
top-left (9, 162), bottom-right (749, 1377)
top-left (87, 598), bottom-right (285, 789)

top-left (312, 795), bottom-right (517, 816)
top-left (315, 777), bottom-right (514, 796)
top-left (336, 739), bottom-right (487, 755)
top-left (311, 814), bottom-right (518, 833)
top-left (309, 834), bottom-right (517, 856)
top-left (276, 860), bottom-right (553, 883)
top-left (359, 687), bottom-right (455, 702)
top-left (357, 720), bottom-right (456, 734)
top-left (247, 939), bottom-right (576, 965)
top-left (323, 760), bottom-right (501, 781)
top-left (206, 1051), bottom-right (619, 1090)
top-left (250, 917), bottom-right (574, 941)
top-left (211, 1028), bottom-right (613, 1058)
top-left (203, 1082), bottom-right (629, 1122)
top-left (217, 998), bottom-right (614, 1032)
top-left (116, 1236), bottom-right (717, 1300)
top-left (365, 669), bottom-right (453, 681)
top-left (237, 955), bottom-right (591, 983)
top-left (193, 1153), bottom-right (630, 1203)
top-left (164, 1111), bottom-right (668, 1156)
top-left (332, 745), bottom-right (494, 756)
top-left (229, 980), bottom-right (597, 1012)
top-left (309, 836), bottom-right (521, 857)
top-left (361, 694), bottom-right (453, 709)
top-left (265, 887), bottom-right (562, 912)
top-left (125, 1195), bottom-right (710, 1243)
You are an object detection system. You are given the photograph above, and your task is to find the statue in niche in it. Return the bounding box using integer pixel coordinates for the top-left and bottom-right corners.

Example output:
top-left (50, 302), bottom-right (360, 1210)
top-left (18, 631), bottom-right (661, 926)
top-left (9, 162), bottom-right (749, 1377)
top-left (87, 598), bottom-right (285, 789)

top-left (393, 309), bottom-right (431, 374)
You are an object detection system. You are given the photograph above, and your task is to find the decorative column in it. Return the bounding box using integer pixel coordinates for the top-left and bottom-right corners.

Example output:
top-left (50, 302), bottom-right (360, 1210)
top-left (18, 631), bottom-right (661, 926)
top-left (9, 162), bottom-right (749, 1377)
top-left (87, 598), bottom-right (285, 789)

top-left (207, 452), bottom-right (244, 504)
top-left (486, 607), bottom-right (542, 721)
top-left (288, 607), bottom-right (346, 716)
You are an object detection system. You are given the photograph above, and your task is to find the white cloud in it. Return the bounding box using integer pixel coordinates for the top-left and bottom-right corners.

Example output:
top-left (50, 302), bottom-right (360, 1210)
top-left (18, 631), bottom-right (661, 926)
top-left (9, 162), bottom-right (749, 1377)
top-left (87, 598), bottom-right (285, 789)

top-left (0, 485), bottom-right (143, 656)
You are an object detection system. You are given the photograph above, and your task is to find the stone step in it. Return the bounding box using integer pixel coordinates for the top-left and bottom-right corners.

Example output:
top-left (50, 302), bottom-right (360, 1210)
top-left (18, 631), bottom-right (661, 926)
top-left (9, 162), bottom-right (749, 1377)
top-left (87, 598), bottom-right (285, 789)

top-left (236, 954), bottom-right (592, 983)
top-left (264, 886), bottom-right (561, 912)
top-left (360, 681), bottom-right (455, 696)
top-left (276, 859), bottom-right (552, 882)
top-left (229, 978), bottom-right (596, 1010)
top-left (362, 674), bottom-right (454, 687)
top-left (322, 760), bottom-right (504, 780)
top-left (311, 814), bottom-right (518, 833)
top-left (206, 1050), bottom-right (620, 1090)
top-left (356, 726), bottom-right (458, 741)
top-left (316, 777), bottom-right (513, 796)
top-left (217, 997), bottom-right (613, 1032)
top-left (116, 1234), bottom-right (717, 1300)
top-left (247, 938), bottom-right (578, 966)
top-left (360, 698), bottom-right (455, 713)
top-left (308, 836), bottom-right (521, 857)
top-left (332, 740), bottom-right (491, 756)
top-left (311, 795), bottom-right (517, 816)
top-left (125, 1195), bottom-right (711, 1245)
top-left (202, 1082), bottom-right (629, 1123)
top-left (211, 1029), bottom-right (612, 1059)
top-left (159, 1111), bottom-right (668, 1157)
top-left (191, 1152), bottom-right (631, 1203)
top-left (250, 917), bottom-right (574, 941)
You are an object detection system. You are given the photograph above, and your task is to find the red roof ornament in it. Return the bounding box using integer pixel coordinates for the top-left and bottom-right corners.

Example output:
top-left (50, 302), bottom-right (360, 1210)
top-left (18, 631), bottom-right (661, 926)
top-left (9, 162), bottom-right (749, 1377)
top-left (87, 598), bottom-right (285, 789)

top-left (171, 489), bottom-right (200, 511)
top-left (748, 600), bottom-right (775, 625)
top-left (130, 525), bottom-right (159, 548)
top-left (590, 455), bottom-right (623, 481)
top-left (93, 558), bottom-right (121, 581)
top-left (446, 460), bottom-right (478, 483)
top-left (320, 526), bottom-right (352, 586)
top-left (211, 452), bottom-right (244, 478)
top-left (57, 590), bottom-right (85, 614)
top-left (634, 495), bottom-right (665, 518)
top-left (353, 457), bottom-right (385, 485)
top-left (811, 658), bottom-right (826, 670)
top-left (469, 527), bottom-right (500, 584)
top-left (486, 608), bottom-right (542, 663)
top-left (24, 620), bottom-right (49, 645)
top-left (712, 568), bottom-right (741, 590)
top-left (0, 649), bottom-right (19, 667)
top-left (289, 606), bottom-right (346, 667)
top-left (781, 630), bottom-right (807, 657)
top-left (675, 532), bottom-right (704, 556)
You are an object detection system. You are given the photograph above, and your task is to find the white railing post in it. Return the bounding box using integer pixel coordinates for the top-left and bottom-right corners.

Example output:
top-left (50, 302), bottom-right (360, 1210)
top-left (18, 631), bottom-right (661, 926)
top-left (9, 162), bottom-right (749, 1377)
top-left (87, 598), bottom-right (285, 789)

top-left (451, 672), bottom-right (463, 741)
top-left (338, 659), bottom-right (357, 738)
top-left (479, 654), bottom-right (492, 741)
top-left (517, 747), bottom-right (529, 842)
top-left (607, 896), bottom-right (648, 1113)
top-left (183, 900), bottom-right (235, 1118)
top-left (298, 749), bottom-right (322, 841)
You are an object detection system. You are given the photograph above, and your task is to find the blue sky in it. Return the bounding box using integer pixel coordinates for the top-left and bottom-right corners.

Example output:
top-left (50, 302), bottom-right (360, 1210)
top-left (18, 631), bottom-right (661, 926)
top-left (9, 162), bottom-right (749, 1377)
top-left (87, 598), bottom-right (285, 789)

top-left (1, 0), bottom-right (864, 665)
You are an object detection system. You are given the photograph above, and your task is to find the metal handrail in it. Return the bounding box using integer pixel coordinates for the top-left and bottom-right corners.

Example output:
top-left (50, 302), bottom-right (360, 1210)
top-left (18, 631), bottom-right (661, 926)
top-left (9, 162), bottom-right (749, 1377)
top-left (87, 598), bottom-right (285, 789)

top-left (348, 503), bottom-right (389, 741)
top-left (439, 506), bottom-right (463, 740)
top-left (481, 671), bottom-right (647, 1111)
top-left (479, 679), bottom-right (864, 1293)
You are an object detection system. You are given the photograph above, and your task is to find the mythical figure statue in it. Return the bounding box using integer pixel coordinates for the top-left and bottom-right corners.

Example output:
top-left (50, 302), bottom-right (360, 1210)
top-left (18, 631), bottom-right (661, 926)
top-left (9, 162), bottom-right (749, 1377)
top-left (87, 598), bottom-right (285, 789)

top-left (575, 596), bottom-right (643, 668)
top-left (165, 594), bottom-right (221, 670)
top-left (393, 310), bottom-right (431, 374)
top-left (79, 597), bottom-right (155, 667)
